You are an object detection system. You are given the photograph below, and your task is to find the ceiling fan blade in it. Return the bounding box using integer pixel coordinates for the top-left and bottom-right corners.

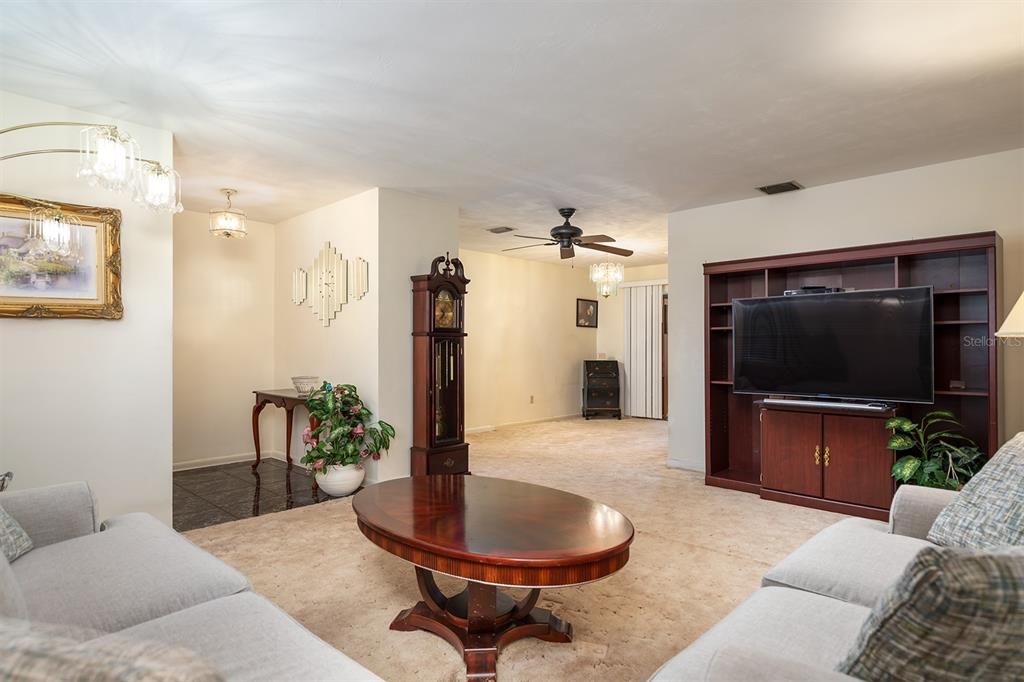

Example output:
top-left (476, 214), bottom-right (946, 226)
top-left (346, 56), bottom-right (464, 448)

top-left (578, 234), bottom-right (615, 243)
top-left (561, 245), bottom-right (575, 260)
top-left (503, 242), bottom-right (554, 251)
top-left (514, 234), bottom-right (556, 241)
top-left (579, 243), bottom-right (634, 257)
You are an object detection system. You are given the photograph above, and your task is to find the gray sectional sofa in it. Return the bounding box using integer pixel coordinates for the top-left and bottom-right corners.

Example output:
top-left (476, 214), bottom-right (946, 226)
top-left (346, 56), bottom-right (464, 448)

top-left (1, 482), bottom-right (380, 681)
top-left (650, 486), bottom-right (975, 681)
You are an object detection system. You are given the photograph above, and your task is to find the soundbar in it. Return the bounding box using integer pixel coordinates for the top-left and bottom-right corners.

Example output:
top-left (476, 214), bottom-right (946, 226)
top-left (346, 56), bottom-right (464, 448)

top-left (762, 398), bottom-right (892, 413)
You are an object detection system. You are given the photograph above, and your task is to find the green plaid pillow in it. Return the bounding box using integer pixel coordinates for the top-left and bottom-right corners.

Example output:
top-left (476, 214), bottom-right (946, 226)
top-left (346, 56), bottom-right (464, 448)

top-left (0, 504), bottom-right (32, 562)
top-left (837, 546), bottom-right (1024, 682)
top-left (928, 432), bottom-right (1024, 549)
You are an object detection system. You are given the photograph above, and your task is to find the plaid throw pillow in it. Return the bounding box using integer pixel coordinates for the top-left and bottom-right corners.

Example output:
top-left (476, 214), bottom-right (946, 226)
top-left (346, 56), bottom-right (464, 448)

top-left (0, 618), bottom-right (225, 682)
top-left (928, 432), bottom-right (1024, 548)
top-left (837, 546), bottom-right (1024, 682)
top-left (0, 504), bottom-right (32, 562)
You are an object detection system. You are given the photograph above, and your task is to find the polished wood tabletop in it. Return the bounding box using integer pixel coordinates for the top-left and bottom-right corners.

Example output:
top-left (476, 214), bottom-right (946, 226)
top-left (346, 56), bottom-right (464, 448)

top-left (355, 475), bottom-right (634, 680)
top-left (353, 475), bottom-right (634, 587)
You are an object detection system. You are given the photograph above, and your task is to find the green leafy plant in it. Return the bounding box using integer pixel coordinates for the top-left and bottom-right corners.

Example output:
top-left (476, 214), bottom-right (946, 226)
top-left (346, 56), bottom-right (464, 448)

top-left (886, 410), bottom-right (984, 490)
top-left (299, 382), bottom-right (395, 471)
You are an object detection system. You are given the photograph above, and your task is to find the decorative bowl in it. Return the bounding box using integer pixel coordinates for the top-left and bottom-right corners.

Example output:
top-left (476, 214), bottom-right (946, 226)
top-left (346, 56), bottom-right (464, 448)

top-left (291, 376), bottom-right (321, 397)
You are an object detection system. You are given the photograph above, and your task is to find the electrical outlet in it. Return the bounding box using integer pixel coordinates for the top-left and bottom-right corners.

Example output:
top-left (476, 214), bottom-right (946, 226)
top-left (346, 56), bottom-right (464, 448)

top-left (530, 395), bottom-right (534, 404)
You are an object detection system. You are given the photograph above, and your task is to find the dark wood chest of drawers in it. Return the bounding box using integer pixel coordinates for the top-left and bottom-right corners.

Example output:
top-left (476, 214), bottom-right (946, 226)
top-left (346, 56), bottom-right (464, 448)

top-left (582, 360), bottom-right (621, 420)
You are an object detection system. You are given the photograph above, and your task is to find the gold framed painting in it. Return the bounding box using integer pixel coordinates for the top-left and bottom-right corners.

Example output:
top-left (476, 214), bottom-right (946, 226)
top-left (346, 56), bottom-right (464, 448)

top-left (0, 194), bottom-right (122, 319)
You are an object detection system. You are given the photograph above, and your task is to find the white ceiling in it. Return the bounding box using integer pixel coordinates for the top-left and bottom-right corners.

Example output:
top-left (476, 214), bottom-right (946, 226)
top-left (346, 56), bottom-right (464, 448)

top-left (0, 1), bottom-right (1021, 266)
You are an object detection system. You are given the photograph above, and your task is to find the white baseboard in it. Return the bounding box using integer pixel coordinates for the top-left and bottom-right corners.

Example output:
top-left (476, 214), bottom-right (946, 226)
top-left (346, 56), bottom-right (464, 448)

top-left (465, 425), bottom-right (496, 434)
top-left (173, 450), bottom-right (290, 472)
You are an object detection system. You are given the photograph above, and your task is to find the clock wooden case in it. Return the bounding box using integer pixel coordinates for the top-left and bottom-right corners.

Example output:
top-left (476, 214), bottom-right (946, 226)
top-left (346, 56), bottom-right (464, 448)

top-left (411, 254), bottom-right (470, 475)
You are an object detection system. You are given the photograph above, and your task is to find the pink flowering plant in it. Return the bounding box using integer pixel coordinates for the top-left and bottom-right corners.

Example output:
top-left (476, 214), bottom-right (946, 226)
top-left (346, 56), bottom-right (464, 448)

top-left (300, 382), bottom-right (395, 471)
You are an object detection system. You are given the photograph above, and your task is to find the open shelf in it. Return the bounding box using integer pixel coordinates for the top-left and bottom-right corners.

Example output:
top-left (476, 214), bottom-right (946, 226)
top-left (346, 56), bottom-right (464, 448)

top-left (933, 288), bottom-right (987, 295)
top-left (935, 389), bottom-right (989, 397)
top-left (707, 467), bottom-right (761, 493)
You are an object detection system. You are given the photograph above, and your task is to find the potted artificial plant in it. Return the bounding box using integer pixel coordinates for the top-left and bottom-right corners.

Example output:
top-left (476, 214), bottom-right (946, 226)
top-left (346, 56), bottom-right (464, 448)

top-left (300, 382), bottom-right (395, 497)
top-left (886, 410), bottom-right (984, 490)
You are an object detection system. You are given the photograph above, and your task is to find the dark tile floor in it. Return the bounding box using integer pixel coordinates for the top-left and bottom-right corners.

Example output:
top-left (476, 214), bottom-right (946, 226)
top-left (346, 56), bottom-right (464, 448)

top-left (173, 459), bottom-right (329, 532)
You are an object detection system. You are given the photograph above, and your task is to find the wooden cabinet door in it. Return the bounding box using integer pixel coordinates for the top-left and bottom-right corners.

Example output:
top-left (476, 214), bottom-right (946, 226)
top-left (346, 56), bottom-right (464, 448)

top-left (761, 410), bottom-right (822, 497)
top-left (823, 415), bottom-right (894, 508)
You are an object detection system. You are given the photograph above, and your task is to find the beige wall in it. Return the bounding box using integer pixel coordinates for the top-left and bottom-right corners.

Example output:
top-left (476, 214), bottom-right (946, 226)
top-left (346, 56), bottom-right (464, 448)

top-left (375, 189), bottom-right (460, 480)
top-left (0, 91), bottom-right (175, 523)
top-left (273, 188), bottom-right (457, 482)
top-left (596, 263), bottom-right (669, 362)
top-left (273, 188), bottom-right (381, 471)
top-left (668, 149), bottom-right (1024, 471)
top-left (460, 249), bottom-right (597, 430)
top-left (173, 210), bottom-right (276, 469)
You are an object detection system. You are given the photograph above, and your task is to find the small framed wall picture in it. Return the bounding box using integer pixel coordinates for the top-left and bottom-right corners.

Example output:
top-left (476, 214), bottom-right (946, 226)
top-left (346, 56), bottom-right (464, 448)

top-left (576, 298), bottom-right (598, 328)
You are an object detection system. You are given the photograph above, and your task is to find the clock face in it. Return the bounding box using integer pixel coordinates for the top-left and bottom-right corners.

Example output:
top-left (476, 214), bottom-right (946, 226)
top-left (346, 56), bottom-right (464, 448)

top-left (434, 290), bottom-right (457, 328)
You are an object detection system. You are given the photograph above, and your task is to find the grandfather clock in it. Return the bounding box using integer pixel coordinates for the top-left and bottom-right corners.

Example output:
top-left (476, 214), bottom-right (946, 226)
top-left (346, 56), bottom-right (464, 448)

top-left (411, 254), bottom-right (470, 475)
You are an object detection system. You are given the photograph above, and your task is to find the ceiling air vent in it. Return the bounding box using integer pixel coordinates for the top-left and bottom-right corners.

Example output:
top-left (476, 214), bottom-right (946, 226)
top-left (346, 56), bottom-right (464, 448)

top-left (487, 226), bottom-right (515, 234)
top-left (757, 181), bottom-right (803, 195)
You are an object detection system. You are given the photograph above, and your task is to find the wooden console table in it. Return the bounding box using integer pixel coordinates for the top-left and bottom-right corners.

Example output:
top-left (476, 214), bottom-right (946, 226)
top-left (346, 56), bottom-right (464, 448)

top-left (252, 389), bottom-right (307, 468)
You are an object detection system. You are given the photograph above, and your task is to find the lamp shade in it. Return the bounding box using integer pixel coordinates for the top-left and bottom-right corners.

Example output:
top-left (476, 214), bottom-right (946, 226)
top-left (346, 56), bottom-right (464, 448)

top-left (209, 189), bottom-right (247, 239)
top-left (996, 292), bottom-right (1024, 338)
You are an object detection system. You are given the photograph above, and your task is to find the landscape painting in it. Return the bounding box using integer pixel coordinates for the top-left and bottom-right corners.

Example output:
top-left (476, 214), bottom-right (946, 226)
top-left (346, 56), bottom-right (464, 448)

top-left (0, 196), bottom-right (123, 319)
top-left (0, 215), bottom-right (99, 300)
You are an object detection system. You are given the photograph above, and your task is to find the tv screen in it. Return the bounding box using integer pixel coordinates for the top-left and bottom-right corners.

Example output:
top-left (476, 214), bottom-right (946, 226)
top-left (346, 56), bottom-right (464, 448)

top-left (733, 286), bottom-right (934, 404)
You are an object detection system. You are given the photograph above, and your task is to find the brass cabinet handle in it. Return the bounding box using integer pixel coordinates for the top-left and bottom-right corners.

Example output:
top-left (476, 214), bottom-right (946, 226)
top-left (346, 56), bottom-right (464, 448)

top-left (824, 446), bottom-right (831, 468)
top-left (814, 445), bottom-right (821, 466)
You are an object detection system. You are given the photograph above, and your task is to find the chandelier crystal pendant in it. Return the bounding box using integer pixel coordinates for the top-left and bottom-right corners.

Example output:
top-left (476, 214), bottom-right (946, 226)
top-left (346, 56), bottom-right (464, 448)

top-left (28, 206), bottom-right (83, 259)
top-left (209, 189), bottom-right (247, 239)
top-left (590, 262), bottom-right (624, 298)
top-left (78, 125), bottom-right (141, 192)
top-left (135, 162), bottom-right (183, 213)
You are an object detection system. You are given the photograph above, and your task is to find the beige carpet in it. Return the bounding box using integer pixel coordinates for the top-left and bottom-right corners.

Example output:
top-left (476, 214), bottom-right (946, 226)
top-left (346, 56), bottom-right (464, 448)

top-left (185, 417), bottom-right (843, 681)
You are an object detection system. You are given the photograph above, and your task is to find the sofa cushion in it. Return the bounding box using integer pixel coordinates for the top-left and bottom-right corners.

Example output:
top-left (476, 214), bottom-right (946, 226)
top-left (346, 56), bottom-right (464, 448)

top-left (12, 513), bottom-right (249, 633)
top-left (0, 555), bottom-right (26, 620)
top-left (100, 592), bottom-right (382, 682)
top-left (762, 517), bottom-right (930, 607)
top-left (648, 587), bottom-right (870, 681)
top-left (0, 616), bottom-right (223, 682)
top-left (0, 504), bottom-right (32, 562)
top-left (837, 546), bottom-right (1024, 682)
top-left (705, 645), bottom-right (860, 682)
top-left (928, 432), bottom-right (1024, 549)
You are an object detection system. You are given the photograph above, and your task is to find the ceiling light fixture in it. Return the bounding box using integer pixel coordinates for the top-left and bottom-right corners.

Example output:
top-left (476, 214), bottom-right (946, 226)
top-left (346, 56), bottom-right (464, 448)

top-left (209, 189), bottom-right (247, 239)
top-left (0, 121), bottom-right (184, 214)
top-left (590, 262), bottom-right (624, 298)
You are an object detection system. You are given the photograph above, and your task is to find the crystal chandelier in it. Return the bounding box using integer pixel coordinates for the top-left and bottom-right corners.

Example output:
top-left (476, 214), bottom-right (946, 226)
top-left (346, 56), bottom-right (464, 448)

top-left (78, 126), bottom-right (140, 192)
top-left (209, 189), bottom-right (247, 239)
top-left (0, 121), bottom-right (184, 214)
top-left (135, 162), bottom-right (183, 214)
top-left (28, 206), bottom-right (83, 259)
top-left (590, 262), bottom-right (624, 298)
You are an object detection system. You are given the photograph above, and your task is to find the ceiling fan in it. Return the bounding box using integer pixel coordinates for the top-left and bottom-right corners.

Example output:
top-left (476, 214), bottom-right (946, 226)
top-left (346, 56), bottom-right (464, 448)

top-left (502, 208), bottom-right (634, 260)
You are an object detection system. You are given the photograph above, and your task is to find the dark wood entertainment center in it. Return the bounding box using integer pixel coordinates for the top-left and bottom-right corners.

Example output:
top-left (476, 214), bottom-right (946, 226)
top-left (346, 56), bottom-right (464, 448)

top-left (704, 232), bottom-right (1001, 520)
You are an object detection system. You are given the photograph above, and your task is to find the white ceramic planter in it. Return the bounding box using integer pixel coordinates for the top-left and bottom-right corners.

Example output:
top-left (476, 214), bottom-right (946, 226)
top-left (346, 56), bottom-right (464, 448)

top-left (315, 464), bottom-right (365, 497)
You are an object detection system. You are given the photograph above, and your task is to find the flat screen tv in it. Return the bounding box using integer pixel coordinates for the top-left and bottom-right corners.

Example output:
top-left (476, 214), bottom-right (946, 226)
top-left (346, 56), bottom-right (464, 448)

top-left (733, 286), bottom-right (934, 404)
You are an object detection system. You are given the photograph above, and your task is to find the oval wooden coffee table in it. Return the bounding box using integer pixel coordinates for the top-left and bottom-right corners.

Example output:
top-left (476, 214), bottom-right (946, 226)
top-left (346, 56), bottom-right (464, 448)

top-left (353, 475), bottom-right (634, 681)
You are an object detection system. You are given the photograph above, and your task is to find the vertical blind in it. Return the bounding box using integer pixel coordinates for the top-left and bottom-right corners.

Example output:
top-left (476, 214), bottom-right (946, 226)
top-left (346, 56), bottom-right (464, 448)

top-left (623, 283), bottom-right (665, 418)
